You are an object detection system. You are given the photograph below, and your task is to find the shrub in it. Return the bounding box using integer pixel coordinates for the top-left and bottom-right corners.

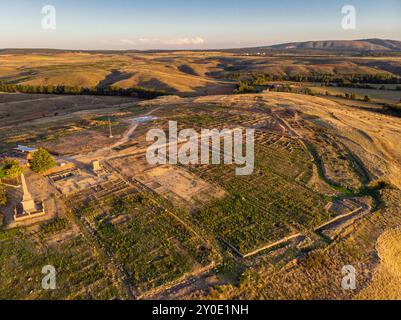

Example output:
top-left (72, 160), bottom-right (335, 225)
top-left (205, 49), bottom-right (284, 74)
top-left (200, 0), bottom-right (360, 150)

top-left (0, 159), bottom-right (23, 180)
top-left (234, 81), bottom-right (256, 94)
top-left (40, 217), bottom-right (69, 236)
top-left (0, 185), bottom-right (7, 206)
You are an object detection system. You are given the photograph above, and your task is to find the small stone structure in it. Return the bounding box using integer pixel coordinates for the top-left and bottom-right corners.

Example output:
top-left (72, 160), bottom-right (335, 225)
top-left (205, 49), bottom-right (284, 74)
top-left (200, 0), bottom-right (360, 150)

top-left (92, 160), bottom-right (101, 172)
top-left (13, 173), bottom-right (45, 222)
top-left (49, 165), bottom-right (114, 196)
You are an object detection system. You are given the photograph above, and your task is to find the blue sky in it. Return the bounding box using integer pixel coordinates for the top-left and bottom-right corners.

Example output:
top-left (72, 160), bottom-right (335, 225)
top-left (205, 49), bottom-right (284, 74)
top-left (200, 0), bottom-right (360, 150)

top-left (0, 0), bottom-right (400, 49)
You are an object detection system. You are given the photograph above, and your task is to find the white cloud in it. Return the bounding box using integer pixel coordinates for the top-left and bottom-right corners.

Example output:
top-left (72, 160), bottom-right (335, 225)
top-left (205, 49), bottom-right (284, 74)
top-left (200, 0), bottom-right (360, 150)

top-left (162, 37), bottom-right (205, 45)
top-left (110, 37), bottom-right (205, 48)
top-left (120, 39), bottom-right (136, 45)
top-left (137, 37), bottom-right (204, 46)
top-left (138, 38), bottom-right (154, 44)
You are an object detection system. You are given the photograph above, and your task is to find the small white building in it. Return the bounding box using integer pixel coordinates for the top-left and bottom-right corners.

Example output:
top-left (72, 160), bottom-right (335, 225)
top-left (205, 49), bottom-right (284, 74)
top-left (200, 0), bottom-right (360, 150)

top-left (14, 145), bottom-right (38, 153)
top-left (13, 145), bottom-right (38, 160)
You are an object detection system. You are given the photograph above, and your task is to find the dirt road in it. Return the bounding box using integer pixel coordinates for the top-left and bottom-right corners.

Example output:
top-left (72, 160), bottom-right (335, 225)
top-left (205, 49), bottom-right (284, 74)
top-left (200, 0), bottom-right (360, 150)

top-left (58, 107), bottom-right (161, 165)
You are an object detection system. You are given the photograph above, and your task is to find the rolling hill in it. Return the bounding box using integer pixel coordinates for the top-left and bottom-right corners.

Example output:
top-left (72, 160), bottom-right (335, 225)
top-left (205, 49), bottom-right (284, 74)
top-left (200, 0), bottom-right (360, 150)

top-left (1, 39), bottom-right (401, 96)
top-left (268, 39), bottom-right (401, 51)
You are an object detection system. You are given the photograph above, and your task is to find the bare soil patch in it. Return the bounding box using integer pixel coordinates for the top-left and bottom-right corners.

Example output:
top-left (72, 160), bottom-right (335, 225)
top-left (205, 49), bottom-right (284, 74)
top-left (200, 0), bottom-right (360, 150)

top-left (109, 153), bottom-right (226, 208)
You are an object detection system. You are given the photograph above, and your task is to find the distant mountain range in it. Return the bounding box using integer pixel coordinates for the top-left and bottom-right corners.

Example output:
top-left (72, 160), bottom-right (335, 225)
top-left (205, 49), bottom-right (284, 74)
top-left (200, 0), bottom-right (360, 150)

top-left (267, 39), bottom-right (401, 51)
top-left (1, 39), bottom-right (401, 54)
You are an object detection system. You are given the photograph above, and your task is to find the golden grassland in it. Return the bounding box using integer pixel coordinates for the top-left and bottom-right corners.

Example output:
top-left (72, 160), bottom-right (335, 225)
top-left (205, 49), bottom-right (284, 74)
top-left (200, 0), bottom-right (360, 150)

top-left (1, 51), bottom-right (401, 96)
top-left (310, 85), bottom-right (401, 104)
top-left (357, 227), bottom-right (401, 299)
top-left (0, 52), bottom-right (231, 94)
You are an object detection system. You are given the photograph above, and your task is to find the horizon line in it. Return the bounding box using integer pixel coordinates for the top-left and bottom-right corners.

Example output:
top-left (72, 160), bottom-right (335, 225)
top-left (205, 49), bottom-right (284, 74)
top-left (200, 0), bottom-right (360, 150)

top-left (1, 38), bottom-right (401, 53)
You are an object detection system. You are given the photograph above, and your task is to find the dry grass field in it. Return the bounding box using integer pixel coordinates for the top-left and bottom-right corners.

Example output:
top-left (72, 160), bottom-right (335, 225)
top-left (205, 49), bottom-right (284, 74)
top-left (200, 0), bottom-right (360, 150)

top-left (2, 51), bottom-right (401, 96)
top-left (0, 49), bottom-right (401, 300)
top-left (0, 52), bottom-right (234, 95)
top-left (357, 227), bottom-right (401, 299)
top-left (310, 85), bottom-right (401, 104)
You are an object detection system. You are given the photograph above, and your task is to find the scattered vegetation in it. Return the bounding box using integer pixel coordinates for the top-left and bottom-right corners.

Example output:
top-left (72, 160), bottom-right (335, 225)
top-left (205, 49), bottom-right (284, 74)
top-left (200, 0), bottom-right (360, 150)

top-left (39, 217), bottom-right (70, 237)
top-left (72, 187), bottom-right (215, 293)
top-left (0, 228), bottom-right (119, 299)
top-left (188, 138), bottom-right (330, 254)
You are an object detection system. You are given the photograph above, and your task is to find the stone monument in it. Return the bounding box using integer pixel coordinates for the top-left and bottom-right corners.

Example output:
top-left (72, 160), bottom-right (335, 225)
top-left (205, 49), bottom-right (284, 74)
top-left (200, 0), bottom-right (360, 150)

top-left (13, 173), bottom-right (45, 222)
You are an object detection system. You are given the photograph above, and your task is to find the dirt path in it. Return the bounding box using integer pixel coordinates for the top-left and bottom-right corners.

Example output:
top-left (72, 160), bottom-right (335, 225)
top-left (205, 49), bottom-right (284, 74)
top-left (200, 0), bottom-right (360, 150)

top-left (110, 107), bottom-right (161, 150)
top-left (58, 106), bottom-right (161, 164)
top-left (0, 95), bottom-right (66, 106)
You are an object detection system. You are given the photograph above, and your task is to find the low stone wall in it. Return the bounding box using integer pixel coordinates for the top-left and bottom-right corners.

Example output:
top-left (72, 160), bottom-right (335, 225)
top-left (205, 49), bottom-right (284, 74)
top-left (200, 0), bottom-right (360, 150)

top-left (13, 210), bottom-right (46, 222)
top-left (13, 201), bottom-right (46, 222)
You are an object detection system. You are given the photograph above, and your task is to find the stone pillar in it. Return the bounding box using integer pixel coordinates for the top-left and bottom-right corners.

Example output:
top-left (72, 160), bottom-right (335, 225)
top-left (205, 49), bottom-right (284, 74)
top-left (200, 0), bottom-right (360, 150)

top-left (20, 173), bottom-right (35, 212)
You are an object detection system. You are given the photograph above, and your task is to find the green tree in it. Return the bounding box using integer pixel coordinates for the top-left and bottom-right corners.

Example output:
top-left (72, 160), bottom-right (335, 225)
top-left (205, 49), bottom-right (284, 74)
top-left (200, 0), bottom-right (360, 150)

top-left (0, 159), bottom-right (23, 180)
top-left (0, 185), bottom-right (6, 206)
top-left (30, 148), bottom-right (56, 173)
top-left (234, 81), bottom-right (255, 94)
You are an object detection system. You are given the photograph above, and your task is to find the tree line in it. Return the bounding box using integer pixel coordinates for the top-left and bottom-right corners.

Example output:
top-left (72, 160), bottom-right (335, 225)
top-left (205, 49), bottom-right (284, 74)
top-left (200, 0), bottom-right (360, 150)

top-left (230, 72), bottom-right (401, 85)
top-left (0, 82), bottom-right (169, 99)
top-left (235, 81), bottom-right (314, 95)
